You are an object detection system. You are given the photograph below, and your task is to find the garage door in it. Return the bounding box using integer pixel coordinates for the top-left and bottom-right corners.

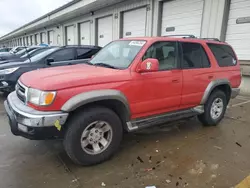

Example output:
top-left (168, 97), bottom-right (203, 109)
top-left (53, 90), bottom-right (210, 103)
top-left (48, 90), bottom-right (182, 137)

top-left (79, 22), bottom-right (91, 45)
top-left (23, 37), bottom-right (26, 46)
top-left (122, 7), bottom-right (147, 38)
top-left (48, 30), bottom-right (54, 45)
top-left (41, 32), bottom-right (46, 44)
top-left (226, 0), bottom-right (250, 60)
top-left (26, 36), bottom-right (29, 46)
top-left (30, 36), bottom-right (33, 45)
top-left (66, 25), bottom-right (75, 45)
top-left (161, 0), bottom-right (204, 37)
top-left (97, 16), bottom-right (113, 47)
top-left (35, 34), bottom-right (39, 45)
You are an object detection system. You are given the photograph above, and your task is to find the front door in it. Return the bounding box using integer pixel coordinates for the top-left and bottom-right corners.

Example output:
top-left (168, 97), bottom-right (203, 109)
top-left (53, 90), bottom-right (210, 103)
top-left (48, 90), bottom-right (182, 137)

top-left (131, 41), bottom-right (182, 119)
top-left (44, 48), bottom-right (76, 67)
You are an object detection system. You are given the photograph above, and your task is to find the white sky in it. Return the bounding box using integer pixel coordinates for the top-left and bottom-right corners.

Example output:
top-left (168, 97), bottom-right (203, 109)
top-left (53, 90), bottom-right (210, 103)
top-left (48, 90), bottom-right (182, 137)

top-left (0, 0), bottom-right (72, 37)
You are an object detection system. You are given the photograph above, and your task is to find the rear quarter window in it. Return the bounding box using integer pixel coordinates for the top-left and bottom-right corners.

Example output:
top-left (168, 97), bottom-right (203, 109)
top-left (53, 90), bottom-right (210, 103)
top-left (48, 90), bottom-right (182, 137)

top-left (207, 43), bottom-right (237, 67)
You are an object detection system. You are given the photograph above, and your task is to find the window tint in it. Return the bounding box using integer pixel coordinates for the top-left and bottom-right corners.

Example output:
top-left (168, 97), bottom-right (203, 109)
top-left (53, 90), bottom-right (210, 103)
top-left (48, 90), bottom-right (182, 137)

top-left (48, 49), bottom-right (75, 62)
top-left (76, 48), bottom-right (99, 59)
top-left (181, 42), bottom-right (210, 69)
top-left (143, 42), bottom-right (178, 70)
top-left (207, 43), bottom-right (237, 67)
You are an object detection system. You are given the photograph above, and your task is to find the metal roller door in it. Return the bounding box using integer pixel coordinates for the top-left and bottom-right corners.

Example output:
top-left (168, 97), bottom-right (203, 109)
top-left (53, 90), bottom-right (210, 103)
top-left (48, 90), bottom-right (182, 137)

top-left (226, 0), bottom-right (250, 60)
top-left (26, 36), bottom-right (29, 46)
top-left (79, 21), bottom-right (91, 45)
top-left (66, 25), bottom-right (75, 45)
top-left (97, 16), bottom-right (113, 47)
top-left (30, 36), bottom-right (33, 45)
top-left (40, 32), bottom-right (46, 44)
top-left (122, 7), bottom-right (147, 38)
top-left (48, 30), bottom-right (54, 45)
top-left (35, 34), bottom-right (39, 45)
top-left (161, 0), bottom-right (204, 37)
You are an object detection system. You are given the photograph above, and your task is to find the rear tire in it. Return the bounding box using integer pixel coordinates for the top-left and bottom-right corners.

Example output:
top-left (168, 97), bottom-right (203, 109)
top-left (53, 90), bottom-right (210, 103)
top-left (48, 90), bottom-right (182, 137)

top-left (64, 106), bottom-right (123, 166)
top-left (198, 90), bottom-right (227, 126)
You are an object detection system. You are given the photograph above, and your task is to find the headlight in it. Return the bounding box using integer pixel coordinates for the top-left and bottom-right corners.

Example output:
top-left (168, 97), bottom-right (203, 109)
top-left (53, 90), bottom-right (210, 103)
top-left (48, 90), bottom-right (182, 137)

top-left (0, 67), bottom-right (19, 74)
top-left (27, 88), bottom-right (56, 106)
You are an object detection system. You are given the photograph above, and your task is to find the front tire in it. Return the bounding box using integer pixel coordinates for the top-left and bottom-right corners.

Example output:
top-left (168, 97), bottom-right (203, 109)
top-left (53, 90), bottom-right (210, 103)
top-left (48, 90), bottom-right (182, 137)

top-left (198, 90), bottom-right (227, 126)
top-left (64, 106), bottom-right (123, 166)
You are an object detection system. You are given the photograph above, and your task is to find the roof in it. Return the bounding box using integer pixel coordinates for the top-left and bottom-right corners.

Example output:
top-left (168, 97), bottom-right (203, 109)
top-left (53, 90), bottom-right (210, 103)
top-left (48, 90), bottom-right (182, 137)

top-left (62, 45), bottom-right (102, 49)
top-left (119, 36), bottom-right (228, 44)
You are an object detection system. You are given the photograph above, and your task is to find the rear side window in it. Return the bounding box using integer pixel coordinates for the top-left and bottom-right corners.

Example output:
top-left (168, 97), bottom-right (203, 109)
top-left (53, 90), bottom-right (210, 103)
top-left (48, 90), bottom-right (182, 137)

top-left (181, 42), bottom-right (210, 69)
top-left (76, 48), bottom-right (99, 59)
top-left (207, 43), bottom-right (237, 67)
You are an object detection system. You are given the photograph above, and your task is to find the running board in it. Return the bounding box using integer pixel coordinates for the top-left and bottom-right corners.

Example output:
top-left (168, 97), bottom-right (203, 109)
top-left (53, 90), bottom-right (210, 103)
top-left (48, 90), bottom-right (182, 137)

top-left (126, 105), bottom-right (204, 132)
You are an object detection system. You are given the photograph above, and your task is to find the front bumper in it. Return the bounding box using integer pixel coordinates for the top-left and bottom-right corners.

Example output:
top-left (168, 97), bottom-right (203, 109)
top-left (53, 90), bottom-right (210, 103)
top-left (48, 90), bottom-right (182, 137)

top-left (4, 92), bottom-right (69, 140)
top-left (231, 88), bottom-right (240, 99)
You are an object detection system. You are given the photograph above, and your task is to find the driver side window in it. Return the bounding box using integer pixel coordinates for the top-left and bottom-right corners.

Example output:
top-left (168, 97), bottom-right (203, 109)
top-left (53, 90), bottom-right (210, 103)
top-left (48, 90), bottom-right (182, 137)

top-left (142, 41), bottom-right (178, 71)
top-left (47, 49), bottom-right (75, 62)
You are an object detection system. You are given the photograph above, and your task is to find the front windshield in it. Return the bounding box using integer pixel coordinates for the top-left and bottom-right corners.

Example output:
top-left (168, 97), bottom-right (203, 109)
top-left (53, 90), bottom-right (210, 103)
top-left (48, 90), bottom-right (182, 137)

top-left (90, 40), bottom-right (146, 69)
top-left (24, 47), bottom-right (59, 63)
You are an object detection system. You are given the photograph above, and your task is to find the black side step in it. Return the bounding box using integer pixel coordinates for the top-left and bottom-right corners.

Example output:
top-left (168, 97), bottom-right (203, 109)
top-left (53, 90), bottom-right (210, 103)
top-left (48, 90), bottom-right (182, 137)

top-left (126, 106), bottom-right (204, 132)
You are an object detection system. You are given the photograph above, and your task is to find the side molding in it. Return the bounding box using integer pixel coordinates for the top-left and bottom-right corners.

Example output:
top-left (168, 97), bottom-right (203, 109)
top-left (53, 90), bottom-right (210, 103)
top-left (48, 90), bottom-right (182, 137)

top-left (61, 89), bottom-right (130, 114)
top-left (200, 79), bottom-right (231, 105)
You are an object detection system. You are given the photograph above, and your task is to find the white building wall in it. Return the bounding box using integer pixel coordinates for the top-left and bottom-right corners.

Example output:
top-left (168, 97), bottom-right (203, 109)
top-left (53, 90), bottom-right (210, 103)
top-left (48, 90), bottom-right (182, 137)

top-left (201, 0), bottom-right (227, 39)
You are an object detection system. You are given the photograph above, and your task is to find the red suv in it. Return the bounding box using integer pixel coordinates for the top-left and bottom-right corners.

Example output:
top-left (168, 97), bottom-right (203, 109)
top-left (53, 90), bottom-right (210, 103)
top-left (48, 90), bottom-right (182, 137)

top-left (5, 36), bottom-right (241, 165)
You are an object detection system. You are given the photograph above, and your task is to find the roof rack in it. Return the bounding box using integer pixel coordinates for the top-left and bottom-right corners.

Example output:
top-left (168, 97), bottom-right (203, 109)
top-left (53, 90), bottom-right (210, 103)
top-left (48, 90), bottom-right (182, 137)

top-left (200, 38), bottom-right (220, 42)
top-left (164, 34), bottom-right (196, 38)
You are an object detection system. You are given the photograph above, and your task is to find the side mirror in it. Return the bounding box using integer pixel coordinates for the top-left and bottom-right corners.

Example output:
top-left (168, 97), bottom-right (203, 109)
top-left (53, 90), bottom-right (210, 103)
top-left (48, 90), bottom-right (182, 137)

top-left (137, 58), bottom-right (159, 73)
top-left (46, 58), bottom-right (54, 65)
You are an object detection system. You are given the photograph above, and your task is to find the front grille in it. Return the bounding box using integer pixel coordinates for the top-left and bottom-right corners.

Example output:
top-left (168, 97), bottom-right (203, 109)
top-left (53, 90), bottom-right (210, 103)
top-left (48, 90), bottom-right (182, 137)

top-left (16, 82), bottom-right (27, 103)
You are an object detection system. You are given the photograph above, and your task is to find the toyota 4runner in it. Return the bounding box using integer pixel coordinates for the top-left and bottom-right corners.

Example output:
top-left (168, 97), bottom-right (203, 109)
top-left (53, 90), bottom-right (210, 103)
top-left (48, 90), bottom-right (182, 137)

top-left (4, 36), bottom-right (241, 165)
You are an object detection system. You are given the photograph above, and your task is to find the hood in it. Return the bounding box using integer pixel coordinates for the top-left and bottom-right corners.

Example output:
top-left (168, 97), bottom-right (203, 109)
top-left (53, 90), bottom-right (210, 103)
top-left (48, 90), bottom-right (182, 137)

top-left (0, 61), bottom-right (29, 69)
top-left (0, 57), bottom-right (25, 64)
top-left (20, 64), bottom-right (131, 90)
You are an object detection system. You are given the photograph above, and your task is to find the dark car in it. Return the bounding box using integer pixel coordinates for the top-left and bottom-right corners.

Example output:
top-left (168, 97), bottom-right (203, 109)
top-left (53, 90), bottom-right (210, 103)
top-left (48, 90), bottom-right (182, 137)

top-left (0, 47), bottom-right (11, 52)
top-left (0, 47), bottom-right (40, 61)
top-left (0, 47), bottom-right (55, 64)
top-left (0, 45), bottom-right (101, 93)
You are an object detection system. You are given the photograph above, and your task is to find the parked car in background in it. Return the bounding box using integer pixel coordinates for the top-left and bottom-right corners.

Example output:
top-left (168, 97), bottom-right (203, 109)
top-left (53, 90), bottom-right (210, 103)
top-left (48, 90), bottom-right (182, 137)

top-left (4, 36), bottom-right (241, 166)
top-left (0, 47), bottom-right (11, 52)
top-left (9, 46), bottom-right (26, 54)
top-left (0, 47), bottom-right (54, 64)
top-left (0, 45), bottom-right (101, 93)
top-left (0, 47), bottom-right (40, 61)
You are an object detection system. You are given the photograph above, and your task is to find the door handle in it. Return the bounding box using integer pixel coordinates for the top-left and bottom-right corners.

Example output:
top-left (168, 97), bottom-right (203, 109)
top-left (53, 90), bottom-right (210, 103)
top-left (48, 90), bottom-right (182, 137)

top-left (172, 79), bottom-right (179, 83)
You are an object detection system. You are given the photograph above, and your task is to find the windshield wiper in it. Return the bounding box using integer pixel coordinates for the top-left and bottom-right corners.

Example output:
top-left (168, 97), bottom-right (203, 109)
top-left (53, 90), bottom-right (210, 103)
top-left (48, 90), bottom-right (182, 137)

top-left (94, 63), bottom-right (117, 69)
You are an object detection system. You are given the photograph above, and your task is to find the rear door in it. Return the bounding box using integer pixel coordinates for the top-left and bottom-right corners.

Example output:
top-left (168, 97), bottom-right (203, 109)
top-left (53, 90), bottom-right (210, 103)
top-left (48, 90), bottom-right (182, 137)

top-left (180, 42), bottom-right (213, 109)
